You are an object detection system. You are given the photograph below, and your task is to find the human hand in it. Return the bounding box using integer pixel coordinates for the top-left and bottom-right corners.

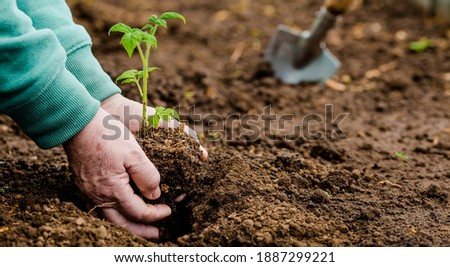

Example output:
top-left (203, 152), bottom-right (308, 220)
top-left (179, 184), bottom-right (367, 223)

top-left (101, 94), bottom-right (208, 161)
top-left (63, 108), bottom-right (170, 240)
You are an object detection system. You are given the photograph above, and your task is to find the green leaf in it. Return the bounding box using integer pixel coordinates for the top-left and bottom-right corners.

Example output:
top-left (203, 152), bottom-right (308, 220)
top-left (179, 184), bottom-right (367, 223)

top-left (109, 23), bottom-right (132, 35)
top-left (121, 32), bottom-right (140, 57)
top-left (129, 29), bottom-right (157, 49)
top-left (117, 69), bottom-right (139, 79)
top-left (160, 12), bottom-right (186, 24)
top-left (115, 69), bottom-right (139, 83)
top-left (157, 19), bottom-right (168, 28)
top-left (150, 26), bottom-right (157, 35)
top-left (147, 67), bottom-right (161, 73)
top-left (141, 32), bottom-right (158, 49)
top-left (137, 67), bottom-right (160, 80)
top-left (119, 78), bottom-right (136, 84)
top-left (148, 114), bottom-right (160, 128)
top-left (172, 111), bottom-right (180, 120)
top-left (167, 108), bottom-right (180, 120)
top-left (153, 115), bottom-right (161, 128)
top-left (148, 15), bottom-right (158, 24)
top-left (409, 38), bottom-right (432, 53)
top-left (142, 24), bottom-right (155, 31)
top-left (161, 114), bottom-right (170, 121)
top-left (155, 106), bottom-right (165, 114)
top-left (136, 70), bottom-right (144, 81)
top-left (131, 29), bottom-right (145, 42)
top-left (152, 107), bottom-right (180, 123)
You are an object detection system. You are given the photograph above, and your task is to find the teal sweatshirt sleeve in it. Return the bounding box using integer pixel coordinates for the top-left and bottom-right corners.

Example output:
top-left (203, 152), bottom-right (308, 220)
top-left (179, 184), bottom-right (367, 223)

top-left (0, 0), bottom-right (100, 149)
top-left (16, 0), bottom-right (121, 102)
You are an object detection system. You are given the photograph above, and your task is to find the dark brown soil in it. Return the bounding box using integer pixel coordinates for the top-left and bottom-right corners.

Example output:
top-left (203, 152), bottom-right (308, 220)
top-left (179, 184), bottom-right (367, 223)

top-left (1, 0), bottom-right (449, 247)
top-left (136, 125), bottom-right (202, 241)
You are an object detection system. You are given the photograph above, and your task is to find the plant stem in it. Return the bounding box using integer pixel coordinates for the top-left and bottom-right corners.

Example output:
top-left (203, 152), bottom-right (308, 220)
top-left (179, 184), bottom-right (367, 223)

top-left (144, 44), bottom-right (151, 129)
top-left (136, 82), bottom-right (143, 99)
top-left (137, 45), bottom-right (148, 135)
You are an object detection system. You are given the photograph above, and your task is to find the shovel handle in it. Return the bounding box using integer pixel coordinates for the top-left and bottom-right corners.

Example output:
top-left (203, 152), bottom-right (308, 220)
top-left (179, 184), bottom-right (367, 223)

top-left (325, 0), bottom-right (354, 15)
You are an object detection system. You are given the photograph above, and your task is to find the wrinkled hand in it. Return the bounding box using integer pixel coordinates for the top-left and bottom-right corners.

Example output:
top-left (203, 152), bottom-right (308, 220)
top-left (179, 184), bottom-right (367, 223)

top-left (63, 108), bottom-right (170, 240)
top-left (101, 94), bottom-right (208, 160)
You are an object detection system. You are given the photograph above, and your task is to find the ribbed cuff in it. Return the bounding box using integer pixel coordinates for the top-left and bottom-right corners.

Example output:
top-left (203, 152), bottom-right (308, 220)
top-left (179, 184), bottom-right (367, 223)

top-left (66, 45), bottom-right (121, 102)
top-left (7, 65), bottom-right (100, 149)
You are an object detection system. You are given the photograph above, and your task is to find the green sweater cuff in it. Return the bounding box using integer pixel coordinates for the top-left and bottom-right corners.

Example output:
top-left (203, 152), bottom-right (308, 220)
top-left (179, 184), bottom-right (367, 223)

top-left (16, 0), bottom-right (121, 103)
top-left (7, 65), bottom-right (100, 149)
top-left (66, 45), bottom-right (121, 102)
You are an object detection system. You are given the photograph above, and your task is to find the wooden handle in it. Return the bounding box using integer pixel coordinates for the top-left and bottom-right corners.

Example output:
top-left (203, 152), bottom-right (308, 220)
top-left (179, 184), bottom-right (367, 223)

top-left (325, 0), bottom-right (354, 15)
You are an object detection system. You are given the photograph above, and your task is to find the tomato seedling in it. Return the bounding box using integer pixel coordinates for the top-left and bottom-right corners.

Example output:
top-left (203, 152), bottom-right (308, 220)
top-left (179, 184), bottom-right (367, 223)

top-left (109, 12), bottom-right (185, 135)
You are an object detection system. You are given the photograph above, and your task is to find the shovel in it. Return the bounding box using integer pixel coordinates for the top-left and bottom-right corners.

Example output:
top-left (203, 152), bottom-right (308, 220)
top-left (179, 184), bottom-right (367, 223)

top-left (264, 0), bottom-right (354, 84)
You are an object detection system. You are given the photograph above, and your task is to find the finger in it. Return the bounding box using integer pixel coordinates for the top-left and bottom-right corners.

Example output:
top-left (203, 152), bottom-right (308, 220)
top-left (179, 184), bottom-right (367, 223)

top-left (114, 184), bottom-right (171, 223)
top-left (102, 208), bottom-right (160, 240)
top-left (199, 145), bottom-right (208, 161)
top-left (125, 149), bottom-right (161, 200)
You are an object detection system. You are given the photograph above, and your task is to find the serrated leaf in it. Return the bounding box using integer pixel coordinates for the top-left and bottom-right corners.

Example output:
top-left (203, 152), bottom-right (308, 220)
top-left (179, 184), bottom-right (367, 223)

top-left (137, 67), bottom-right (160, 80)
top-left (161, 114), bottom-right (170, 121)
top-left (119, 78), bottom-right (136, 84)
top-left (136, 70), bottom-right (144, 80)
top-left (148, 15), bottom-right (158, 24)
top-left (148, 114), bottom-right (160, 128)
top-left (168, 109), bottom-right (180, 120)
top-left (131, 29), bottom-right (146, 42)
top-left (153, 115), bottom-right (160, 128)
top-left (142, 24), bottom-right (155, 31)
top-left (164, 108), bottom-right (174, 116)
top-left (160, 12), bottom-right (186, 24)
top-left (157, 19), bottom-right (168, 28)
top-left (109, 23), bottom-right (132, 35)
top-left (147, 67), bottom-right (160, 73)
top-left (129, 29), bottom-right (157, 52)
top-left (117, 69), bottom-right (139, 79)
top-left (155, 106), bottom-right (165, 114)
top-left (121, 32), bottom-right (140, 57)
top-left (115, 69), bottom-right (139, 83)
top-left (141, 32), bottom-right (158, 49)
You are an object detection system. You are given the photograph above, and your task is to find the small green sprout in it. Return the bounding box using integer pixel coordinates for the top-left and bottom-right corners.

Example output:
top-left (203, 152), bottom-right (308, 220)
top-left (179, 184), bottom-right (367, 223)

top-left (395, 152), bottom-right (409, 161)
top-left (109, 12), bottom-right (185, 135)
top-left (409, 38), bottom-right (433, 53)
top-left (149, 107), bottom-right (181, 128)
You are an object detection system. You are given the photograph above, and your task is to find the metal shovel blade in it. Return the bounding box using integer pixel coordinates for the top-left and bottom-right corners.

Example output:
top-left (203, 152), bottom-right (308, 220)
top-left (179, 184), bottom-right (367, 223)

top-left (264, 24), bottom-right (340, 84)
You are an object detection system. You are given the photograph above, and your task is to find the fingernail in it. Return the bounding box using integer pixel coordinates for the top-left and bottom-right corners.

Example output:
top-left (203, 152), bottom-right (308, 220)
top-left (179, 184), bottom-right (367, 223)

top-left (150, 187), bottom-right (161, 200)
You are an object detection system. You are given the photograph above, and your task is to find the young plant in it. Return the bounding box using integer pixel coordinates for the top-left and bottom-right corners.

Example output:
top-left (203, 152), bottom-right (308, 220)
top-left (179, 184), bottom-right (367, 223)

top-left (109, 12), bottom-right (185, 135)
top-left (409, 38), bottom-right (433, 53)
top-left (150, 106), bottom-right (180, 128)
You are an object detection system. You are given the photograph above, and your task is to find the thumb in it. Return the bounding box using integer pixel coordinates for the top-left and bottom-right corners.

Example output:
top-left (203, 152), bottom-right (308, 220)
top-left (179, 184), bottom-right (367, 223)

top-left (125, 149), bottom-right (161, 200)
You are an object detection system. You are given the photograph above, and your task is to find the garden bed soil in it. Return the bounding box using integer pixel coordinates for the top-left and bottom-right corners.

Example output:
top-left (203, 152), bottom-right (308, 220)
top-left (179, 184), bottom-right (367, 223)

top-left (1, 0), bottom-right (449, 246)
